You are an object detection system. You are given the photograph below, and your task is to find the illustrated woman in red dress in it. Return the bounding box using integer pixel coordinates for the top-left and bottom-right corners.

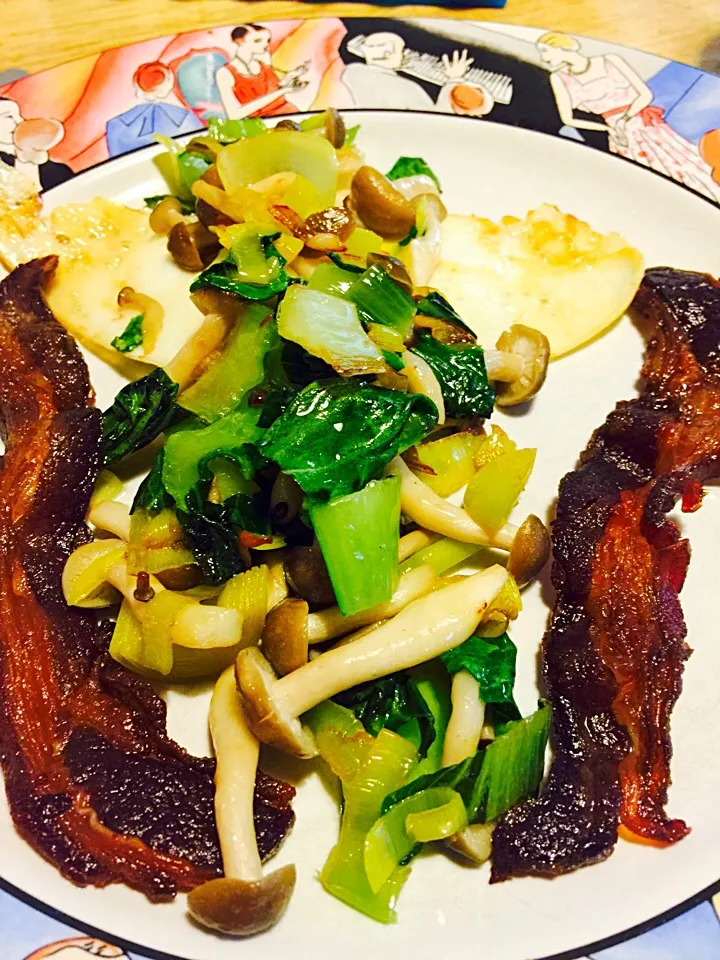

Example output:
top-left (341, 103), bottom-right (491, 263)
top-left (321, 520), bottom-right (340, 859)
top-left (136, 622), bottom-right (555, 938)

top-left (215, 24), bottom-right (309, 120)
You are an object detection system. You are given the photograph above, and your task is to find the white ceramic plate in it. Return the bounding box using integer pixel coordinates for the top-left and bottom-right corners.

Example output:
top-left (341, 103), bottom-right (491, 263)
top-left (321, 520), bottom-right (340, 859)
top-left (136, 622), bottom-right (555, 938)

top-left (4, 111), bottom-right (720, 960)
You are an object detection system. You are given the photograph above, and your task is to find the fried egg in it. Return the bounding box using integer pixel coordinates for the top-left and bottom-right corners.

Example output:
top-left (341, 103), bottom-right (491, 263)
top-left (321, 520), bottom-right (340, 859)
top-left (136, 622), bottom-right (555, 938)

top-left (431, 204), bottom-right (644, 359)
top-left (0, 169), bottom-right (203, 370)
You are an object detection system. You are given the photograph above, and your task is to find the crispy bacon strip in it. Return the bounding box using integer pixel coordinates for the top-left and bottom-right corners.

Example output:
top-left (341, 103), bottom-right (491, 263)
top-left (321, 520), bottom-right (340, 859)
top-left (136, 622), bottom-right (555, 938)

top-left (0, 258), bottom-right (294, 901)
top-left (492, 267), bottom-right (720, 880)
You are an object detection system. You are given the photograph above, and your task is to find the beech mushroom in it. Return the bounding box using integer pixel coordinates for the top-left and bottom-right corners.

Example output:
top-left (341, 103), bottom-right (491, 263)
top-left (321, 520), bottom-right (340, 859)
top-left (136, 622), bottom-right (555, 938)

top-left (402, 351), bottom-right (446, 425)
top-left (262, 598), bottom-right (309, 677)
top-left (167, 220), bottom-right (221, 272)
top-left (306, 564), bottom-right (438, 644)
top-left (187, 666), bottom-right (296, 935)
top-left (446, 822), bottom-right (494, 864)
top-left (284, 542), bottom-right (335, 607)
top-left (236, 565), bottom-right (508, 758)
top-left (388, 456), bottom-right (550, 585)
top-left (507, 514), bottom-right (551, 587)
top-left (350, 166), bottom-right (417, 241)
top-left (441, 670), bottom-right (485, 767)
top-left (398, 528), bottom-right (435, 562)
top-left (487, 325), bottom-right (550, 407)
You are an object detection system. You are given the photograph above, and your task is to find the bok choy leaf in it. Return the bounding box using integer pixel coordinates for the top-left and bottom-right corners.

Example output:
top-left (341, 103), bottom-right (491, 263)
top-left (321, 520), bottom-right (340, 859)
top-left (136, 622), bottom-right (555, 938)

top-left (102, 368), bottom-right (180, 466)
top-left (410, 332), bottom-right (495, 420)
top-left (259, 379), bottom-right (438, 500)
top-left (310, 476), bottom-right (400, 615)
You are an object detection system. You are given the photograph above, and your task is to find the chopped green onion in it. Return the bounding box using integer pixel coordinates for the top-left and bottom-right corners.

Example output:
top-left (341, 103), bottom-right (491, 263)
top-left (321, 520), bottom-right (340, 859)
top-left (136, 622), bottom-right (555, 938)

top-left (464, 447), bottom-right (536, 531)
top-left (111, 314), bottom-right (144, 353)
top-left (364, 786), bottom-right (462, 893)
top-left (310, 476), bottom-right (401, 616)
top-left (406, 788), bottom-right (467, 842)
top-left (318, 728), bottom-right (417, 923)
top-left (400, 537), bottom-right (484, 577)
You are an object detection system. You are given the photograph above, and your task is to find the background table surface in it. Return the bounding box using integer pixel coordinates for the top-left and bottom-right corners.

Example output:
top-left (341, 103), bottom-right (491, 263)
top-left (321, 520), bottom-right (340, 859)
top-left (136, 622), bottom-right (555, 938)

top-left (4, 0), bottom-right (719, 76)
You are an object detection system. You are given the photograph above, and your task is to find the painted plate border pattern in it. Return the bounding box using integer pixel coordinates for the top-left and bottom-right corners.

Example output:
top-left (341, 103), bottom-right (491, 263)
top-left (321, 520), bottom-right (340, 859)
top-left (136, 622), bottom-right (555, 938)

top-left (1, 16), bottom-right (720, 960)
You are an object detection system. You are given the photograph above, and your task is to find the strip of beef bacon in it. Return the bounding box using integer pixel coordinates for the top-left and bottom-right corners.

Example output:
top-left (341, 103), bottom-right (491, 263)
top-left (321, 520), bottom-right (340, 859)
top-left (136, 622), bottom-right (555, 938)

top-left (0, 258), bottom-right (294, 901)
top-left (493, 267), bottom-right (720, 881)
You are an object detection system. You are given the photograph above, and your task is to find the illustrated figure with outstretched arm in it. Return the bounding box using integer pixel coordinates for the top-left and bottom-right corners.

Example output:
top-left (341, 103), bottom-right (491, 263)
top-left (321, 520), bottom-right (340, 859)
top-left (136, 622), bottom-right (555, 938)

top-left (537, 31), bottom-right (720, 203)
top-left (342, 33), bottom-right (494, 117)
top-left (215, 24), bottom-right (309, 120)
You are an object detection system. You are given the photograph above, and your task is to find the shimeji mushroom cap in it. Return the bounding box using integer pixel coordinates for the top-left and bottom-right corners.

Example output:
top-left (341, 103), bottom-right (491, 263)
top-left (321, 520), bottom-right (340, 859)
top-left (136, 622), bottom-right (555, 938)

top-left (507, 514), bottom-right (551, 586)
top-left (494, 324), bottom-right (550, 407)
top-left (235, 647), bottom-right (318, 758)
top-left (187, 865), bottom-right (297, 935)
top-left (262, 598), bottom-right (309, 676)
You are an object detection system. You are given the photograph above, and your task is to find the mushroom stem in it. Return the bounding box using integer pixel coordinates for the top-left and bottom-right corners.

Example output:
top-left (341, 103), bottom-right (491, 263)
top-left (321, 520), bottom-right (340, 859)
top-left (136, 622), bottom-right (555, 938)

top-left (388, 456), bottom-right (517, 550)
top-left (441, 670), bottom-right (486, 767)
top-left (398, 528), bottom-right (435, 562)
top-left (483, 349), bottom-right (526, 383)
top-left (187, 666), bottom-right (296, 935)
top-left (307, 565), bottom-right (438, 645)
top-left (242, 566), bottom-right (507, 738)
top-left (212, 666), bottom-right (263, 881)
top-left (402, 351), bottom-right (446, 425)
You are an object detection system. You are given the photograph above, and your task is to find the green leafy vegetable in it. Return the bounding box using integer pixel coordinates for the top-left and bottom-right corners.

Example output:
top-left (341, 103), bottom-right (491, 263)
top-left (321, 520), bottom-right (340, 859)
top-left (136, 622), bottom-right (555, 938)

top-left (382, 701), bottom-right (551, 824)
top-left (259, 379), bottom-right (437, 500)
top-left (335, 670), bottom-right (436, 758)
top-left (414, 291), bottom-right (475, 338)
top-left (178, 489), bottom-right (268, 585)
top-left (162, 409), bottom-right (264, 509)
top-left (177, 149), bottom-right (213, 196)
top-left (346, 264), bottom-right (416, 339)
top-left (411, 332), bottom-right (495, 420)
top-left (277, 285), bottom-right (385, 377)
top-left (310, 476), bottom-right (401, 615)
top-left (465, 701), bottom-right (551, 822)
top-left (442, 633), bottom-right (520, 720)
top-left (178, 304), bottom-right (278, 422)
top-left (111, 314), bottom-right (144, 354)
top-left (190, 240), bottom-right (290, 301)
top-left (102, 369), bottom-right (180, 467)
top-left (386, 157), bottom-right (441, 191)
top-left (382, 350), bottom-right (405, 372)
top-left (397, 225), bottom-right (418, 247)
top-left (131, 450), bottom-right (171, 514)
top-left (206, 117), bottom-right (266, 142)
top-left (144, 194), bottom-right (194, 215)
top-left (345, 123), bottom-right (361, 146)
